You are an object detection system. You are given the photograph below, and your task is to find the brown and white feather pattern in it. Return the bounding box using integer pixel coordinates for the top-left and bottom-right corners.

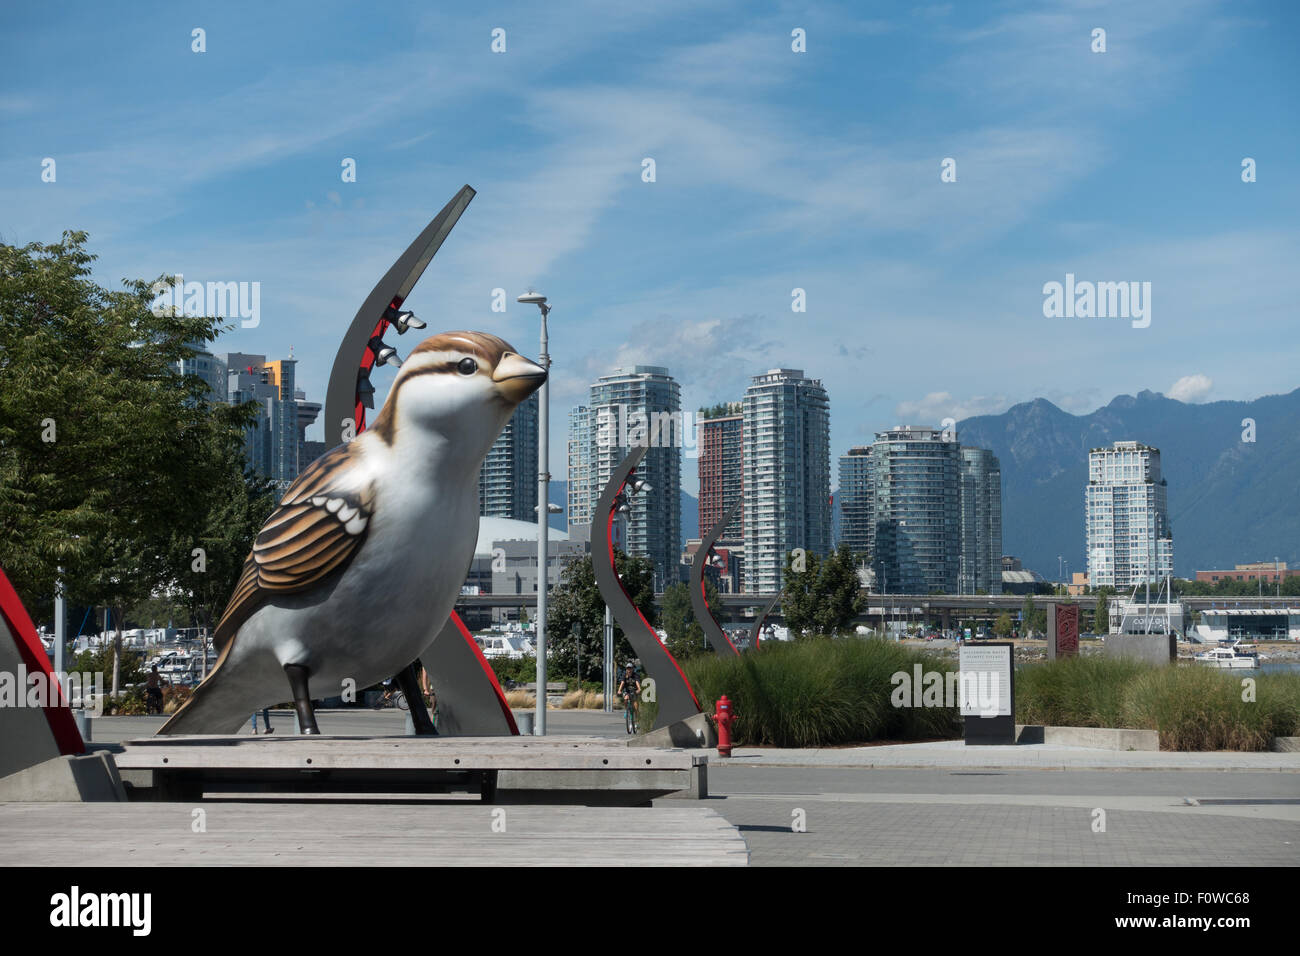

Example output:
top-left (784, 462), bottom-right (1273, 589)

top-left (214, 441), bottom-right (375, 651)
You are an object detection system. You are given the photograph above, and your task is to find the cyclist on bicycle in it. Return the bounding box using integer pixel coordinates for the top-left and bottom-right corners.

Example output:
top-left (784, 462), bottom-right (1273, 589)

top-left (617, 664), bottom-right (641, 721)
top-left (145, 666), bottom-right (166, 715)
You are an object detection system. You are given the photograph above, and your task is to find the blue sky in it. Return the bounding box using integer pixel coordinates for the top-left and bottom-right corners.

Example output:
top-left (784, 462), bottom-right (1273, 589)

top-left (3, 0), bottom-right (1297, 495)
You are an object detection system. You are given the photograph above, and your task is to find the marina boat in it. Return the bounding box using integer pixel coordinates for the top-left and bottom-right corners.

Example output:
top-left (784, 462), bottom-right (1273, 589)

top-left (147, 646), bottom-right (219, 685)
top-left (473, 633), bottom-right (533, 659)
top-left (1193, 644), bottom-right (1259, 669)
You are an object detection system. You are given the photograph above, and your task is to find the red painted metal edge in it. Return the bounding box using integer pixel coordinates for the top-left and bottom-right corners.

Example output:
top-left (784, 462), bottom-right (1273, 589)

top-left (0, 567), bottom-right (85, 756)
top-left (447, 611), bottom-right (519, 734)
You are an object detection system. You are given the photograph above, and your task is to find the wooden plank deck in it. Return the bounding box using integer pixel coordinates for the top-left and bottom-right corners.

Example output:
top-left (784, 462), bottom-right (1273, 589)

top-left (113, 735), bottom-right (704, 771)
top-left (107, 735), bottom-right (708, 803)
top-left (0, 803), bottom-right (748, 866)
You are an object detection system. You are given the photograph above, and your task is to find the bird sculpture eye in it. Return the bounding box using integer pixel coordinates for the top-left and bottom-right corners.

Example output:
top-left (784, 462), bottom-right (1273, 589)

top-left (457, 358), bottom-right (478, 375)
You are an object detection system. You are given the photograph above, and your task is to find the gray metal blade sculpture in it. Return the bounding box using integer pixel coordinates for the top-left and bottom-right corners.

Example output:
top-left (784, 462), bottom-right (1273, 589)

top-left (323, 184), bottom-right (517, 736)
top-left (419, 615), bottom-right (518, 736)
top-left (592, 445), bottom-right (702, 729)
top-left (751, 591), bottom-right (782, 647)
top-left (324, 184), bottom-right (476, 445)
top-left (690, 500), bottom-right (741, 657)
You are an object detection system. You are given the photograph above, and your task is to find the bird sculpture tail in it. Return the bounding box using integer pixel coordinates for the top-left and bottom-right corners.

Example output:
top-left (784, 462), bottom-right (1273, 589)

top-left (157, 650), bottom-right (285, 736)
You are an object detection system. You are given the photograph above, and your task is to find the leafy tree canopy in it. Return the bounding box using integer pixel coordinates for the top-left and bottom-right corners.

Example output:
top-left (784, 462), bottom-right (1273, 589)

top-left (545, 551), bottom-right (656, 683)
top-left (781, 543), bottom-right (866, 636)
top-left (0, 231), bottom-right (270, 641)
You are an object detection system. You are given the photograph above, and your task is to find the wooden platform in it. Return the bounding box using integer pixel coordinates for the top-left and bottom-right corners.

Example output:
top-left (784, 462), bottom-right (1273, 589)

top-left (107, 735), bottom-right (708, 804)
top-left (0, 802), bottom-right (747, 866)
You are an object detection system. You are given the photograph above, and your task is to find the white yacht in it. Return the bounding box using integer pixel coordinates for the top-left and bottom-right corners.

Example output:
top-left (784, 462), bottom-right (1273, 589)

top-left (473, 633), bottom-right (533, 659)
top-left (1193, 644), bottom-right (1259, 669)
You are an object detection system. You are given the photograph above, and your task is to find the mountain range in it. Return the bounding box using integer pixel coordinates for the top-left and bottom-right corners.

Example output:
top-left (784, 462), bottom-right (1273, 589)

top-left (956, 387), bottom-right (1300, 580)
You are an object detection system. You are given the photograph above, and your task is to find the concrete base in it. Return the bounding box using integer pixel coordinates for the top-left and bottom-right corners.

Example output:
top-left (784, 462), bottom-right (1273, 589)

top-left (0, 751), bottom-right (127, 802)
top-left (1105, 633), bottom-right (1176, 666)
top-left (628, 712), bottom-right (717, 749)
top-left (1016, 724), bottom-right (1160, 751)
top-left (497, 763), bottom-right (707, 803)
top-left (1270, 737), bottom-right (1300, 753)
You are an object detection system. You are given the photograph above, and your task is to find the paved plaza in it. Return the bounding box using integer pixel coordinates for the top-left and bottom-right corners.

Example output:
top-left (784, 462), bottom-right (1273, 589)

top-left (21, 709), bottom-right (1300, 866)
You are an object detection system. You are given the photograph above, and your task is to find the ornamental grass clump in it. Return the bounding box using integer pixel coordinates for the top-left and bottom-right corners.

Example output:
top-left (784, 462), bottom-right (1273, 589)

top-left (1015, 655), bottom-right (1147, 728)
top-left (684, 636), bottom-right (960, 748)
top-left (1016, 656), bottom-right (1300, 750)
top-left (1120, 666), bottom-right (1300, 751)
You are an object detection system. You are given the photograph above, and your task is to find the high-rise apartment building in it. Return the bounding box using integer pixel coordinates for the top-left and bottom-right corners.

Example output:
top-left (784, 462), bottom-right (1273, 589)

top-left (959, 446), bottom-right (1003, 594)
top-left (742, 369), bottom-right (831, 593)
top-left (223, 353), bottom-right (300, 486)
top-left (1086, 440), bottom-right (1174, 588)
top-left (837, 446), bottom-right (873, 558)
top-left (698, 404), bottom-right (744, 540)
top-left (177, 345), bottom-right (227, 400)
top-left (567, 367), bottom-right (682, 589)
top-left (858, 427), bottom-right (961, 594)
top-left (840, 431), bottom-right (1001, 595)
top-left (479, 393), bottom-right (539, 520)
top-left (567, 405), bottom-right (595, 531)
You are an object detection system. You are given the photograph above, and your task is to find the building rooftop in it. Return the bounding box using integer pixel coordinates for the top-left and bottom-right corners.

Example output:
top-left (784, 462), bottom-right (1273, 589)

top-left (475, 517), bottom-right (570, 557)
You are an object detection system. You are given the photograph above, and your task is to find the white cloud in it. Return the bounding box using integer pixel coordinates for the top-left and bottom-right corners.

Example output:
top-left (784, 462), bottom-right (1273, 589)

top-left (1168, 374), bottom-right (1213, 403)
top-left (894, 391), bottom-right (1013, 424)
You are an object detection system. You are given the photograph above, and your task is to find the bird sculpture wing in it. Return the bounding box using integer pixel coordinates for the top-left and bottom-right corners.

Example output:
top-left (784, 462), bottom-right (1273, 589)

top-left (214, 442), bottom-right (376, 652)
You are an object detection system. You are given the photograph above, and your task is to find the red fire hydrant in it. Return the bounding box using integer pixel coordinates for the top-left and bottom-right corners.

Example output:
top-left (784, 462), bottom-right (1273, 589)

top-left (714, 695), bottom-right (735, 758)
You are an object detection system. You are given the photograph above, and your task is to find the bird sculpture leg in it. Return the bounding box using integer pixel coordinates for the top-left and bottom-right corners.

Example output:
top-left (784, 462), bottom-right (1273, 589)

top-left (283, 663), bottom-right (320, 735)
top-left (394, 659), bottom-right (437, 735)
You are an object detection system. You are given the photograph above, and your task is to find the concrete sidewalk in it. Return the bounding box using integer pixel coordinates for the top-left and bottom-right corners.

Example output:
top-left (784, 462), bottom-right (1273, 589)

top-left (714, 739), bottom-right (1300, 771)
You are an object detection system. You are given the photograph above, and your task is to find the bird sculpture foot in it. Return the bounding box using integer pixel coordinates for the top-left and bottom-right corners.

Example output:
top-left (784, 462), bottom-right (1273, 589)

top-left (396, 660), bottom-right (437, 735)
top-left (283, 663), bottom-right (320, 735)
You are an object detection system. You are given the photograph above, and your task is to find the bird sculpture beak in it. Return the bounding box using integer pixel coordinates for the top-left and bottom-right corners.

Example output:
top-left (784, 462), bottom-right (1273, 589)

top-left (492, 351), bottom-right (547, 403)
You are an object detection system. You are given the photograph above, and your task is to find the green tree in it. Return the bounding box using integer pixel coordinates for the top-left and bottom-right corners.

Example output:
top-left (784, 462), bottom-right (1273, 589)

top-left (1020, 594), bottom-right (1036, 636)
top-left (0, 232), bottom-right (264, 691)
top-left (660, 578), bottom-right (721, 661)
top-left (545, 551), bottom-right (655, 683)
top-left (1094, 590), bottom-right (1110, 633)
top-left (782, 544), bottom-right (866, 636)
top-left (72, 644), bottom-right (145, 688)
top-left (160, 434), bottom-right (277, 654)
top-left (993, 612), bottom-right (1013, 637)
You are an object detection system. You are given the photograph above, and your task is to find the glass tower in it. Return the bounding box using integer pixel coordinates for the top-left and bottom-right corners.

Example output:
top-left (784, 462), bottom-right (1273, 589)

top-left (838, 446), bottom-right (873, 558)
top-left (569, 367), bottom-right (682, 589)
top-left (742, 369), bottom-right (831, 594)
top-left (959, 446), bottom-right (1003, 594)
top-left (865, 426), bottom-right (961, 594)
top-left (479, 393), bottom-right (539, 520)
top-left (1086, 441), bottom-right (1174, 587)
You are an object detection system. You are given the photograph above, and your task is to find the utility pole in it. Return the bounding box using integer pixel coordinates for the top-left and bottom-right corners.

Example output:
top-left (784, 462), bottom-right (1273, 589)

top-left (519, 292), bottom-right (551, 734)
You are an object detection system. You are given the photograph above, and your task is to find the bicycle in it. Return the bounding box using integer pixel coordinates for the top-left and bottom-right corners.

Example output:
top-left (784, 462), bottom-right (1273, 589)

top-left (372, 683), bottom-right (409, 711)
top-left (622, 692), bottom-right (638, 735)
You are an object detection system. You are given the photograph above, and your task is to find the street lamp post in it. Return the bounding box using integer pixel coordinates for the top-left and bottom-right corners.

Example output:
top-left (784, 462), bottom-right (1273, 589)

top-left (54, 568), bottom-right (65, 702)
top-left (519, 292), bottom-right (551, 735)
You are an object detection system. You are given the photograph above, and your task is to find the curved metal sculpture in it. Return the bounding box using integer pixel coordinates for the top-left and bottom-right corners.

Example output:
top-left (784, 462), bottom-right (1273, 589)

top-left (750, 590), bottom-right (783, 648)
top-left (592, 445), bottom-right (701, 730)
top-left (690, 500), bottom-right (740, 657)
top-left (423, 615), bottom-right (518, 736)
top-left (0, 565), bottom-right (84, 779)
top-left (324, 184), bottom-right (517, 736)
